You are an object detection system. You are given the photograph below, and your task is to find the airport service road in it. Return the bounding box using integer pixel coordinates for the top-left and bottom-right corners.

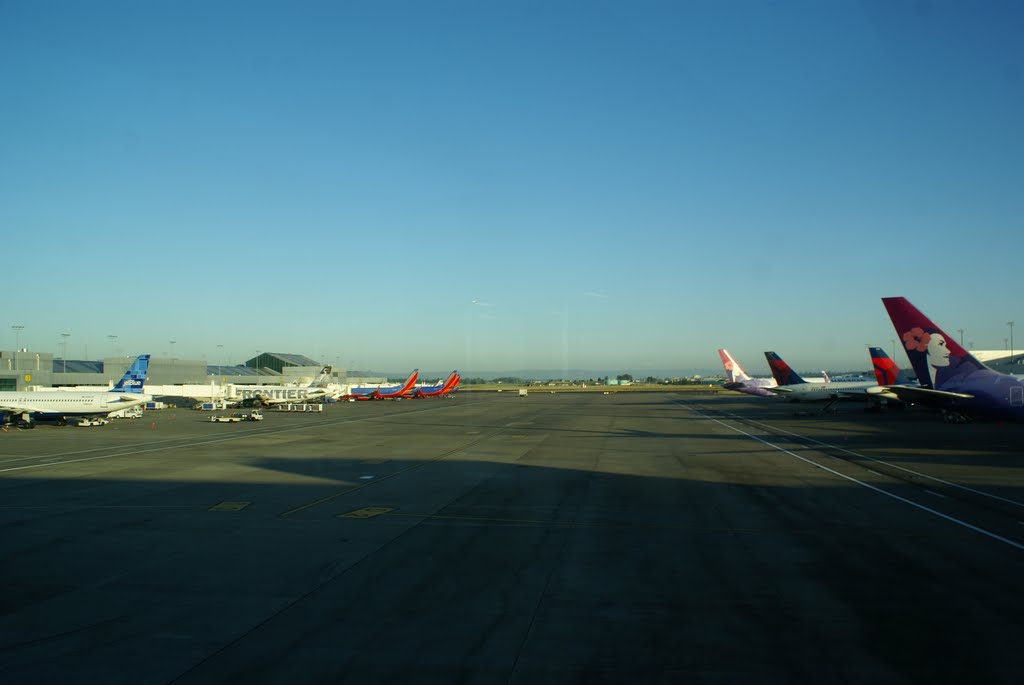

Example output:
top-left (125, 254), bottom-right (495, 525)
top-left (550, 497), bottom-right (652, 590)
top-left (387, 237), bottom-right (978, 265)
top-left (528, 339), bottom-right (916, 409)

top-left (1, 393), bottom-right (1023, 684)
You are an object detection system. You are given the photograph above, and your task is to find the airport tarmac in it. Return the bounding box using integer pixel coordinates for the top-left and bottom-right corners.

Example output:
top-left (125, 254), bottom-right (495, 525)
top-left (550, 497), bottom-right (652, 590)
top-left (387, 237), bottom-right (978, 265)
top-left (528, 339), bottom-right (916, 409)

top-left (1, 393), bottom-right (1023, 683)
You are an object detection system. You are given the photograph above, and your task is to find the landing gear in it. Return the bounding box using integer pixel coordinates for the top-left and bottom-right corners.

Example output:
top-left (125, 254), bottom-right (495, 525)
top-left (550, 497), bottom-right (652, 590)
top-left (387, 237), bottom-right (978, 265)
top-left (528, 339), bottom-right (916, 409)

top-left (55, 417), bottom-right (68, 427)
top-left (820, 398), bottom-right (840, 415)
top-left (942, 411), bottom-right (972, 424)
top-left (792, 398), bottom-right (840, 417)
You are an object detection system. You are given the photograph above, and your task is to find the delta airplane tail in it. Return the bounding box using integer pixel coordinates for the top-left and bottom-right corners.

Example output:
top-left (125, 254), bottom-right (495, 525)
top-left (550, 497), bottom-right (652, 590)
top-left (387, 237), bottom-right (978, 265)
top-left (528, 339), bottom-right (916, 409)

top-left (881, 297), bottom-right (985, 389)
top-left (764, 352), bottom-right (807, 386)
top-left (868, 347), bottom-right (910, 386)
top-left (111, 355), bottom-right (150, 393)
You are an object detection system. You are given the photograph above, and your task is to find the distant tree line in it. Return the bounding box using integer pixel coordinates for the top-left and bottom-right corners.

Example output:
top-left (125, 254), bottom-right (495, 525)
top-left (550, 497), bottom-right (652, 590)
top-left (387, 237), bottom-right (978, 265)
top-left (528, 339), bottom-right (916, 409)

top-left (461, 377), bottom-right (526, 385)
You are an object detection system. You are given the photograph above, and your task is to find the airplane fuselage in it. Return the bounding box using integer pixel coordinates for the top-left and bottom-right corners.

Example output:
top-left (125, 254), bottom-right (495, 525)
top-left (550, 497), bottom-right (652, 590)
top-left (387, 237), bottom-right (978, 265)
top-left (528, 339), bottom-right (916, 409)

top-left (772, 380), bottom-right (877, 402)
top-left (723, 378), bottom-right (777, 397)
top-left (0, 391), bottom-right (151, 420)
top-left (938, 369), bottom-right (1024, 420)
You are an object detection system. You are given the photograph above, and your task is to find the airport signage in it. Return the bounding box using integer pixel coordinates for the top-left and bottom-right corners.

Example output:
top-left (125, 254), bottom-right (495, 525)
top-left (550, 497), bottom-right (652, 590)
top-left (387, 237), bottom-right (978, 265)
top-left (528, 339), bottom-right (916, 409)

top-left (236, 388), bottom-right (317, 400)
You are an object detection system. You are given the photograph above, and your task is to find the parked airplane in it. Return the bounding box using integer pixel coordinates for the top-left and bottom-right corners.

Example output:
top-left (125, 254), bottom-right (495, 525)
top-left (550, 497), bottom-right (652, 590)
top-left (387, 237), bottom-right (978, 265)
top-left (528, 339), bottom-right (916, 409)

top-left (881, 296), bottom-right (1024, 422)
top-left (717, 349), bottom-right (777, 397)
top-left (718, 349), bottom-right (829, 397)
top-left (0, 354), bottom-right (151, 428)
top-left (406, 371), bottom-right (460, 398)
top-left (232, 366), bottom-right (336, 406)
top-left (343, 369), bottom-right (419, 400)
top-left (764, 351), bottom-right (877, 410)
top-left (148, 366), bottom-right (337, 408)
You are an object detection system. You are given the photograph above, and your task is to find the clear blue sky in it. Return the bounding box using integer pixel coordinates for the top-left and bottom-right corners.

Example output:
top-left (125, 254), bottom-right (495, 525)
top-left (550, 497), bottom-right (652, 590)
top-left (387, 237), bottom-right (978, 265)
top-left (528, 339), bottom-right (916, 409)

top-left (2, 1), bottom-right (1022, 376)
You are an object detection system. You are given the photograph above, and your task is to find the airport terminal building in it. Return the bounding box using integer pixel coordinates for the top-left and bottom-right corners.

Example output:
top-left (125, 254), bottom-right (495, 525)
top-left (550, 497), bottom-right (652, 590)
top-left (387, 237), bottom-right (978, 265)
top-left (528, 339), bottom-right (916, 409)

top-left (0, 350), bottom-right (348, 391)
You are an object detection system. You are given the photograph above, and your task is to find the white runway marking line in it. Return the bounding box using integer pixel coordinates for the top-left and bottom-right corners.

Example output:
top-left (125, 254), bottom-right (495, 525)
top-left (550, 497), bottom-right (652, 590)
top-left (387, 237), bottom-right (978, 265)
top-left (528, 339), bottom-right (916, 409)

top-left (0, 401), bottom-right (474, 475)
top-left (679, 402), bottom-right (1024, 553)
top-left (737, 414), bottom-right (1024, 511)
top-left (0, 440), bottom-right (173, 466)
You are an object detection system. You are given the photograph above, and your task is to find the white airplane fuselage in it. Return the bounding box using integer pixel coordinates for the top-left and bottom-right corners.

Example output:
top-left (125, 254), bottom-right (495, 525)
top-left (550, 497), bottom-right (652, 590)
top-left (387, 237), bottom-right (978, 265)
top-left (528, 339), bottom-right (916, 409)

top-left (771, 380), bottom-right (877, 402)
top-left (0, 390), bottom-right (152, 419)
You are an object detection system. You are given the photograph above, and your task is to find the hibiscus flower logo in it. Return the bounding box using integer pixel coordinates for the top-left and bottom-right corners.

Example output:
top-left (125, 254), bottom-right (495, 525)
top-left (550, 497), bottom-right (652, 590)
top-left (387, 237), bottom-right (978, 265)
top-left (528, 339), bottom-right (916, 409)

top-left (902, 327), bottom-right (930, 353)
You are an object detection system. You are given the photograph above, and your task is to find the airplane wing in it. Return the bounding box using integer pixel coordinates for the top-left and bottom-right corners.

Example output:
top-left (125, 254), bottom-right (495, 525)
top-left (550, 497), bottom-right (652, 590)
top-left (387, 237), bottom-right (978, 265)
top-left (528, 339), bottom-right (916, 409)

top-left (765, 387), bottom-right (794, 394)
top-left (835, 384), bottom-right (882, 398)
top-left (882, 385), bottom-right (973, 404)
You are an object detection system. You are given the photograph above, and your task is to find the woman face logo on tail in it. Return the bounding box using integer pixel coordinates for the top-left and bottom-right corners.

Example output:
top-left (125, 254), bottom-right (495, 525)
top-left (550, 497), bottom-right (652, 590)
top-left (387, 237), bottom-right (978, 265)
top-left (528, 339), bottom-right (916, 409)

top-left (903, 327), bottom-right (951, 387)
top-left (927, 334), bottom-right (951, 369)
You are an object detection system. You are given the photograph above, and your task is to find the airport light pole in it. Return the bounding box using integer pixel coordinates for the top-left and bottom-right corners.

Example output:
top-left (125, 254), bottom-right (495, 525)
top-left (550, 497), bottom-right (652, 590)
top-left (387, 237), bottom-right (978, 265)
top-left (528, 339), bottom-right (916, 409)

top-left (217, 344), bottom-right (223, 379)
top-left (169, 339), bottom-right (176, 362)
top-left (108, 334), bottom-right (118, 356)
top-left (61, 332), bottom-right (70, 374)
top-left (890, 339), bottom-right (896, 359)
top-left (256, 350), bottom-right (260, 386)
top-left (957, 329), bottom-right (964, 347)
top-left (12, 324), bottom-right (24, 372)
top-left (1009, 322), bottom-right (1015, 365)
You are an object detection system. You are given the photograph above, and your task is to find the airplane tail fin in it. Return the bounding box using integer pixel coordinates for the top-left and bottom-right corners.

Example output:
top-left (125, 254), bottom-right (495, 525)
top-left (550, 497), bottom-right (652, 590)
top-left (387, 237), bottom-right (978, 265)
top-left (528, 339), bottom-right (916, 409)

top-left (398, 369), bottom-right (419, 394)
top-left (881, 297), bottom-right (985, 389)
top-left (447, 373), bottom-right (461, 394)
top-left (868, 347), bottom-right (909, 386)
top-left (311, 366), bottom-right (332, 387)
top-left (717, 349), bottom-right (752, 383)
top-left (441, 371), bottom-right (459, 392)
top-left (111, 355), bottom-right (150, 393)
top-left (764, 352), bottom-right (807, 386)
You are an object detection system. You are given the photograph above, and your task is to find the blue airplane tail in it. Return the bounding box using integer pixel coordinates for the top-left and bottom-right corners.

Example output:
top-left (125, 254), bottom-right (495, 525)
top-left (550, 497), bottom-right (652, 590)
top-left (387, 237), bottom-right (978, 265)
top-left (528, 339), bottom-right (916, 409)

top-left (764, 351), bottom-right (806, 386)
top-left (111, 355), bottom-right (150, 393)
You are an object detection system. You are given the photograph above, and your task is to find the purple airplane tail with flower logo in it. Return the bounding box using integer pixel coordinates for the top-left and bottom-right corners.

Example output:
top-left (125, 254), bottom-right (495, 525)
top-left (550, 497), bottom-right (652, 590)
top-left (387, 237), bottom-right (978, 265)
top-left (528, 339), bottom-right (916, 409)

top-left (881, 297), bottom-right (985, 389)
